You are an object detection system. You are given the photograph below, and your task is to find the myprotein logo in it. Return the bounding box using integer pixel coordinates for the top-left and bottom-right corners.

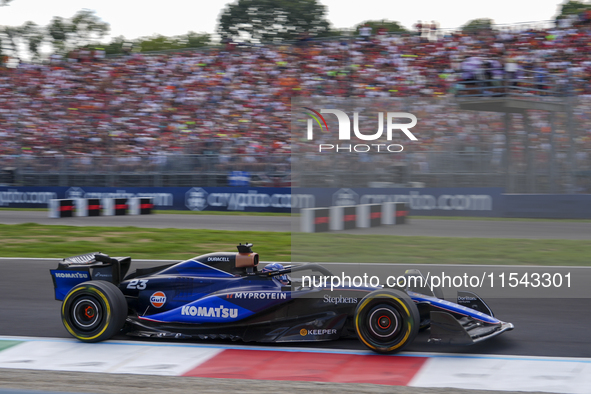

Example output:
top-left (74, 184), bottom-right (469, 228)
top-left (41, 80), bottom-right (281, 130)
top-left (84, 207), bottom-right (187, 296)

top-left (303, 108), bottom-right (418, 153)
top-left (181, 305), bottom-right (238, 318)
top-left (227, 292), bottom-right (288, 300)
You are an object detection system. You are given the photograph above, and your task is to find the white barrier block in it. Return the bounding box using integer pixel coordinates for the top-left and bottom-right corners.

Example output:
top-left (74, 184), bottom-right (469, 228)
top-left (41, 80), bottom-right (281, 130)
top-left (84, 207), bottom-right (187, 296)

top-left (129, 197), bottom-right (139, 215)
top-left (330, 206), bottom-right (344, 231)
top-left (301, 208), bottom-right (314, 233)
top-left (75, 199), bottom-right (88, 217)
top-left (356, 204), bottom-right (370, 228)
top-left (48, 199), bottom-right (59, 218)
top-left (102, 198), bottom-right (114, 216)
top-left (382, 202), bottom-right (395, 225)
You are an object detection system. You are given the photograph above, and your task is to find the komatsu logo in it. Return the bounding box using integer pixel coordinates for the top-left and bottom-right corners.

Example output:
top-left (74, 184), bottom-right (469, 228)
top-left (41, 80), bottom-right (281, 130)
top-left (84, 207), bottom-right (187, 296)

top-left (181, 305), bottom-right (238, 318)
top-left (54, 272), bottom-right (89, 279)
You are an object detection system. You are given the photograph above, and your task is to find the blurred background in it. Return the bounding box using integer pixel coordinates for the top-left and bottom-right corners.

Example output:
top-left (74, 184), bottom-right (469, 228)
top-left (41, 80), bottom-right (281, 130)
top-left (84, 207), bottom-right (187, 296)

top-left (1, 0), bottom-right (591, 195)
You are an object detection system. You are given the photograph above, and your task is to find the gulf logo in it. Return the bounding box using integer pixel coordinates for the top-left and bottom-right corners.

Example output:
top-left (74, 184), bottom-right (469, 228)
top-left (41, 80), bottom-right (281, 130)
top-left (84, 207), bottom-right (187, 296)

top-left (150, 291), bottom-right (167, 308)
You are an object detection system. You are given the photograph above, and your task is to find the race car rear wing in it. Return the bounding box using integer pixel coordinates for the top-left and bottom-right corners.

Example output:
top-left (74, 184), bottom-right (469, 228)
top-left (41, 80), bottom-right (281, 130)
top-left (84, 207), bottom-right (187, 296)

top-left (50, 252), bottom-right (131, 300)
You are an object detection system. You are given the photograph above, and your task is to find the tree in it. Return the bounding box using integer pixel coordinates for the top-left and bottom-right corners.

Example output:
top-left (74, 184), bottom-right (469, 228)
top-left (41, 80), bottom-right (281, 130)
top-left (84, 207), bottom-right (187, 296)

top-left (48, 9), bottom-right (109, 54)
top-left (19, 21), bottom-right (45, 61)
top-left (136, 32), bottom-right (210, 52)
top-left (217, 0), bottom-right (331, 43)
top-left (556, 0), bottom-right (591, 19)
top-left (0, 0), bottom-right (14, 64)
top-left (186, 31), bottom-right (211, 48)
top-left (355, 20), bottom-right (408, 35)
top-left (0, 21), bottom-right (43, 63)
top-left (461, 18), bottom-right (494, 33)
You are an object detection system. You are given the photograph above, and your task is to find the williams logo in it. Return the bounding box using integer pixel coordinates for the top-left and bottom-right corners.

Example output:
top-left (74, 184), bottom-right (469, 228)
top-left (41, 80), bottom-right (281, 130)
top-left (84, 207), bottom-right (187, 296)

top-left (303, 108), bottom-right (418, 153)
top-left (150, 291), bottom-right (167, 308)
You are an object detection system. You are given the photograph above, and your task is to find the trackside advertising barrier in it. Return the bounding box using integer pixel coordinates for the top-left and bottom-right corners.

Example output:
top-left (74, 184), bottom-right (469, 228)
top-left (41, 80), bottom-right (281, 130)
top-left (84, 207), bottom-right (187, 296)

top-left (305, 202), bottom-right (410, 233)
top-left (301, 208), bottom-right (330, 232)
top-left (50, 197), bottom-right (153, 218)
top-left (48, 199), bottom-right (74, 218)
top-left (2, 186), bottom-right (591, 218)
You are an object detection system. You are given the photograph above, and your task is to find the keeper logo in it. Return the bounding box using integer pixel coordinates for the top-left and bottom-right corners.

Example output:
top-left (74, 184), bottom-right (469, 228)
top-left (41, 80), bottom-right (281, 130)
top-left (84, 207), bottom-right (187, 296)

top-left (300, 328), bottom-right (337, 336)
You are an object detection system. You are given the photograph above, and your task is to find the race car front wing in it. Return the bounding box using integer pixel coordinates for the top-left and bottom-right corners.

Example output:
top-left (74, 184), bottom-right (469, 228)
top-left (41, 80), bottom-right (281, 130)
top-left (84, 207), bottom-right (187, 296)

top-left (428, 311), bottom-right (515, 345)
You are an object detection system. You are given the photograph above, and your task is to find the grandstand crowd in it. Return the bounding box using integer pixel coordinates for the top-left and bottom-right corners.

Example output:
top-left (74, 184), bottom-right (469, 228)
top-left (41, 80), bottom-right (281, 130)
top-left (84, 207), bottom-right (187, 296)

top-left (1, 17), bottom-right (591, 179)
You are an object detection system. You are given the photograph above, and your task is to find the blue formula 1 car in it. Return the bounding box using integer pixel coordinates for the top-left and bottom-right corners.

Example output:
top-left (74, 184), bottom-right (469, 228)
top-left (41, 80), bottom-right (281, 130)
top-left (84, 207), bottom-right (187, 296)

top-left (49, 243), bottom-right (514, 354)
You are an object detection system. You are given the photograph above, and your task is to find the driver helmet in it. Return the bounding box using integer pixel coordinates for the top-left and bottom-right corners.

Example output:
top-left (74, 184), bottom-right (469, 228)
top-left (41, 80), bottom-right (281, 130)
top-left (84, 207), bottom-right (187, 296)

top-left (262, 263), bottom-right (289, 285)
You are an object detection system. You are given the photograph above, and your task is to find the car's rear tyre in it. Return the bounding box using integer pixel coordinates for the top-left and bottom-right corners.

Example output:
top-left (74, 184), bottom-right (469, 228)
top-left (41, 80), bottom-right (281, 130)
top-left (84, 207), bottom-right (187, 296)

top-left (354, 289), bottom-right (419, 354)
top-left (61, 280), bottom-right (127, 342)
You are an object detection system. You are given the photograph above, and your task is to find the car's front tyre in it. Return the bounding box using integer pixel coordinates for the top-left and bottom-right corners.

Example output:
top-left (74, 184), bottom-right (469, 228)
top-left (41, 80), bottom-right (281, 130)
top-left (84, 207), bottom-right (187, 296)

top-left (354, 289), bottom-right (419, 354)
top-left (61, 280), bottom-right (127, 342)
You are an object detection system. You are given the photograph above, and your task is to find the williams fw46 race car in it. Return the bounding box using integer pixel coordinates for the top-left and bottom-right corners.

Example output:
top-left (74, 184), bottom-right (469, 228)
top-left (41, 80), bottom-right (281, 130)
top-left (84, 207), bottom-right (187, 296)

top-left (49, 244), bottom-right (514, 354)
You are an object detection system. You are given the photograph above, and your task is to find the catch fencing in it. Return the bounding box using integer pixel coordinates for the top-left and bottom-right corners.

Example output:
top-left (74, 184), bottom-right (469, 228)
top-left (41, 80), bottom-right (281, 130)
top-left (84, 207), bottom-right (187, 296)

top-left (2, 95), bottom-right (591, 194)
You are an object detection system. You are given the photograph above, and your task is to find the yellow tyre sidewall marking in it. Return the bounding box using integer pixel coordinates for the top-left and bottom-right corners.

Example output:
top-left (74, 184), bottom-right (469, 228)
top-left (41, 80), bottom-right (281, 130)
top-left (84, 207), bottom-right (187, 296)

top-left (62, 286), bottom-right (112, 341)
top-left (355, 293), bottom-right (412, 352)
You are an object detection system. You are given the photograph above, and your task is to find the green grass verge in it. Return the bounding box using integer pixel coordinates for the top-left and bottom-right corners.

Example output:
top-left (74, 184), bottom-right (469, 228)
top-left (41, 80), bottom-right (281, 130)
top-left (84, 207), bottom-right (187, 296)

top-left (2, 207), bottom-right (589, 221)
top-left (1, 223), bottom-right (590, 266)
top-left (0, 223), bottom-right (290, 261)
top-left (410, 216), bottom-right (591, 223)
top-left (292, 233), bottom-right (591, 266)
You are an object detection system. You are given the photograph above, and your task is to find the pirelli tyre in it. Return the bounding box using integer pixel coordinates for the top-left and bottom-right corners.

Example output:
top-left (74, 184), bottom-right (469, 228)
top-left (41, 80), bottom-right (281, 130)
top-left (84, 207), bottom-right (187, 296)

top-left (354, 289), bottom-right (419, 354)
top-left (61, 280), bottom-right (127, 342)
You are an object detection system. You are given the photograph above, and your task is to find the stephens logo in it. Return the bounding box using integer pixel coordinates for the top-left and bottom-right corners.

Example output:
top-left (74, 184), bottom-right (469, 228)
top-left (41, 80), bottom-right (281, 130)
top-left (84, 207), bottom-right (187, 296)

top-left (150, 291), bottom-right (167, 308)
top-left (302, 108), bottom-right (418, 153)
top-left (323, 294), bottom-right (358, 304)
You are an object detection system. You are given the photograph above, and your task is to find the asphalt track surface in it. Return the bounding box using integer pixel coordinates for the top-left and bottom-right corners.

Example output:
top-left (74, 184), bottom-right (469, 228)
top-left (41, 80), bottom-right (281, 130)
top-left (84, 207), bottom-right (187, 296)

top-left (2, 210), bottom-right (591, 239)
top-left (1, 210), bottom-right (591, 394)
top-left (2, 258), bottom-right (590, 359)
